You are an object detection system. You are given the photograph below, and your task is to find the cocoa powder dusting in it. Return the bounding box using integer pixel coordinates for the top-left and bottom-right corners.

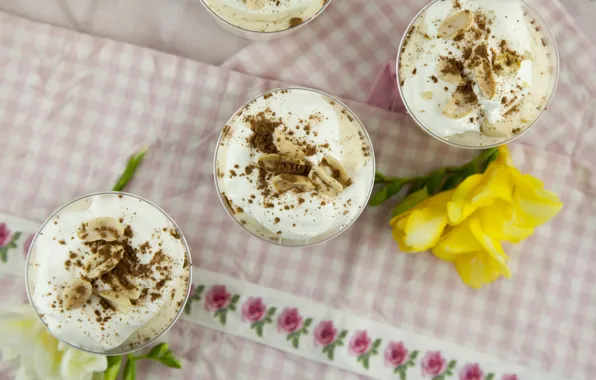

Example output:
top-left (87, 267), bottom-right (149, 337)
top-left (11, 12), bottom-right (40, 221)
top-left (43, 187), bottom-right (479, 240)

top-left (246, 113), bottom-right (280, 153)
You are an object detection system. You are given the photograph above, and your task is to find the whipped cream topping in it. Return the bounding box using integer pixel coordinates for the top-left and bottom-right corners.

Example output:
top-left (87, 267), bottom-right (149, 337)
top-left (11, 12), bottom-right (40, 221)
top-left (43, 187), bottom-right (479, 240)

top-left (215, 89), bottom-right (374, 244)
top-left (203, 0), bottom-right (326, 32)
top-left (398, 0), bottom-right (553, 143)
top-left (28, 194), bottom-right (190, 352)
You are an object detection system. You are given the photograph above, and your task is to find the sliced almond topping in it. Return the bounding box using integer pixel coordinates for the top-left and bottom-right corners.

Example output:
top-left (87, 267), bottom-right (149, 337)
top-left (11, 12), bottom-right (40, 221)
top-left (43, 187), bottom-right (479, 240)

top-left (321, 156), bottom-right (351, 187)
top-left (309, 167), bottom-right (343, 193)
top-left (421, 91), bottom-right (433, 100)
top-left (272, 174), bottom-right (315, 193)
top-left (494, 52), bottom-right (522, 75)
top-left (99, 290), bottom-right (132, 314)
top-left (245, 0), bottom-right (266, 10)
top-left (258, 154), bottom-right (309, 175)
top-left (437, 60), bottom-right (463, 84)
top-left (77, 217), bottom-right (124, 242)
top-left (438, 10), bottom-right (474, 39)
top-left (274, 129), bottom-right (304, 158)
top-left (84, 244), bottom-right (125, 279)
top-left (443, 93), bottom-right (475, 119)
top-left (106, 274), bottom-right (141, 300)
top-left (64, 278), bottom-right (92, 310)
top-left (475, 61), bottom-right (496, 99)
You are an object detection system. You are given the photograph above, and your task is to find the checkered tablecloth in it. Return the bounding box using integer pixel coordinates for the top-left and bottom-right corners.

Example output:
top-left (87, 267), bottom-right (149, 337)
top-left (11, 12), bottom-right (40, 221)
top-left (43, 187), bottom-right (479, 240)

top-left (0, 0), bottom-right (595, 379)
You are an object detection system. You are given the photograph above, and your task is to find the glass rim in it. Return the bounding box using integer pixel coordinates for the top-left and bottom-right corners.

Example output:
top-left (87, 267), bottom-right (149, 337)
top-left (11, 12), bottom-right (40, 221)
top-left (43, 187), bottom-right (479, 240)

top-left (198, 0), bottom-right (334, 36)
top-left (212, 86), bottom-right (376, 247)
top-left (395, 0), bottom-right (560, 150)
top-left (24, 191), bottom-right (193, 356)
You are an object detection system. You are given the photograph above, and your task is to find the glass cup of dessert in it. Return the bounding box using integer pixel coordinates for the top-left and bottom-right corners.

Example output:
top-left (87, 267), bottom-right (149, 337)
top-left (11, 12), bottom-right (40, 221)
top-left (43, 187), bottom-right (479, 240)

top-left (396, 0), bottom-right (559, 148)
top-left (214, 88), bottom-right (375, 246)
top-left (25, 192), bottom-right (192, 355)
top-left (199, 0), bottom-right (333, 40)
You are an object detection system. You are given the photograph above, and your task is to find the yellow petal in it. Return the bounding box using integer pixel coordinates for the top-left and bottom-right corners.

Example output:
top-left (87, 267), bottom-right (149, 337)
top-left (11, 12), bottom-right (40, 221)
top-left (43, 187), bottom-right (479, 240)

top-left (468, 218), bottom-right (510, 278)
top-left (402, 207), bottom-right (448, 251)
top-left (432, 221), bottom-right (482, 261)
top-left (453, 251), bottom-right (504, 289)
top-left (476, 201), bottom-right (535, 243)
top-left (512, 171), bottom-right (563, 228)
top-left (390, 190), bottom-right (454, 226)
top-left (470, 162), bottom-right (513, 207)
top-left (447, 174), bottom-right (484, 225)
top-left (392, 227), bottom-right (418, 253)
top-left (496, 145), bottom-right (512, 166)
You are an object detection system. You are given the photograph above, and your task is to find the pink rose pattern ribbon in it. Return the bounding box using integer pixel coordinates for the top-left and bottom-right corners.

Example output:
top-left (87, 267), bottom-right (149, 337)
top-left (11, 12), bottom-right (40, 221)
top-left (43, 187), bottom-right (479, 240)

top-left (2, 218), bottom-right (525, 380)
top-left (185, 284), bottom-right (517, 379)
top-left (0, 223), bottom-right (22, 263)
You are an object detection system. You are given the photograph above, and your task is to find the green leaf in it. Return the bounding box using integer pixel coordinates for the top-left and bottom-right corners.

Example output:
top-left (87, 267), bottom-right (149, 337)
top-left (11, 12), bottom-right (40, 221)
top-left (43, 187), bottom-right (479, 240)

top-left (264, 317), bottom-right (272, 324)
top-left (399, 369), bottom-right (406, 380)
top-left (158, 353), bottom-right (182, 369)
top-left (327, 346), bottom-right (335, 361)
top-left (372, 339), bottom-right (382, 350)
top-left (339, 330), bottom-right (348, 339)
top-left (425, 168), bottom-right (445, 195)
top-left (184, 302), bottom-right (192, 315)
top-left (229, 305), bottom-right (236, 312)
top-left (410, 350), bottom-right (420, 360)
top-left (303, 318), bottom-right (313, 328)
top-left (447, 360), bottom-right (457, 370)
top-left (267, 307), bottom-right (277, 317)
top-left (231, 294), bottom-right (240, 304)
top-left (123, 355), bottom-right (136, 380)
top-left (193, 285), bottom-right (205, 300)
top-left (478, 149), bottom-right (499, 173)
top-left (391, 188), bottom-right (429, 217)
top-left (374, 171), bottom-right (398, 184)
top-left (112, 147), bottom-right (148, 192)
top-left (103, 356), bottom-right (122, 380)
top-left (148, 343), bottom-right (168, 359)
top-left (0, 248), bottom-right (7, 263)
top-left (11, 232), bottom-right (22, 245)
top-left (486, 374), bottom-right (495, 380)
top-left (442, 172), bottom-right (464, 191)
top-left (406, 179), bottom-right (425, 195)
top-left (369, 179), bottom-right (407, 206)
top-left (256, 324), bottom-right (263, 338)
top-left (291, 336), bottom-right (299, 349)
top-left (362, 356), bottom-right (370, 370)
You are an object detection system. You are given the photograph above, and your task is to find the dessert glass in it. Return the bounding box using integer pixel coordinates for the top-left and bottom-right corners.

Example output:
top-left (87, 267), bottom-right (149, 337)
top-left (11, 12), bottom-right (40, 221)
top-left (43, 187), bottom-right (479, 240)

top-left (25, 192), bottom-right (193, 355)
top-left (199, 0), bottom-right (333, 40)
top-left (396, 0), bottom-right (559, 149)
top-left (213, 87), bottom-right (375, 247)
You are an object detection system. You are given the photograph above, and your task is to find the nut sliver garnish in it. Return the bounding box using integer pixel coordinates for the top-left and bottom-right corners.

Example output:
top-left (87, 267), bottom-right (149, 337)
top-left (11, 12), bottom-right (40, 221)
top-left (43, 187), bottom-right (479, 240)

top-left (438, 10), bottom-right (474, 39)
top-left (64, 278), bottom-right (93, 310)
top-left (77, 217), bottom-right (124, 242)
top-left (99, 290), bottom-right (132, 314)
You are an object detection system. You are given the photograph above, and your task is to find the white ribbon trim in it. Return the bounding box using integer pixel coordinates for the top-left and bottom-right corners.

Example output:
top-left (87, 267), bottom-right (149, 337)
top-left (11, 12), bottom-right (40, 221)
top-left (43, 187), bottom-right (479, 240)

top-left (0, 213), bottom-right (565, 380)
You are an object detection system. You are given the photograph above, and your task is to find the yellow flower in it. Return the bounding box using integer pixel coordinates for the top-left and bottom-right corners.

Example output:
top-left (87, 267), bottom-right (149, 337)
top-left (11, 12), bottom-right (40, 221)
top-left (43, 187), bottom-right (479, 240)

top-left (447, 145), bottom-right (563, 233)
top-left (390, 190), bottom-right (454, 253)
top-left (433, 217), bottom-right (511, 289)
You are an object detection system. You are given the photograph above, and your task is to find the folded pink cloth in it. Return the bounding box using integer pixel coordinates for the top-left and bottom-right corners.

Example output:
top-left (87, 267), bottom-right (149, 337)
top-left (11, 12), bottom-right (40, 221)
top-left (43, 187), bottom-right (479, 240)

top-left (366, 60), bottom-right (405, 113)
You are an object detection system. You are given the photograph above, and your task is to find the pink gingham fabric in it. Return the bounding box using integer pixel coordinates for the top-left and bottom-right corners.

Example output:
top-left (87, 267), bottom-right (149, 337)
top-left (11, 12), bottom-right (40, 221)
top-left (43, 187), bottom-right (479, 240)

top-left (0, 2), bottom-right (595, 380)
top-left (223, 0), bottom-right (596, 161)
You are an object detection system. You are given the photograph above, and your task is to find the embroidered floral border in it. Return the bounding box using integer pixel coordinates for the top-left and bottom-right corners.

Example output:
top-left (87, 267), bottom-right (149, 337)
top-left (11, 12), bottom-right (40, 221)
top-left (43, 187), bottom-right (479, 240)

top-left (1, 214), bottom-right (560, 380)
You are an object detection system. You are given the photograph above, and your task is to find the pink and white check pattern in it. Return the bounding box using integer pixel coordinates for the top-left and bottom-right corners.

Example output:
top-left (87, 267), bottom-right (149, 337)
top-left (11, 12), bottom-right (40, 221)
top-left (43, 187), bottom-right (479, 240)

top-left (0, 1), bottom-right (595, 379)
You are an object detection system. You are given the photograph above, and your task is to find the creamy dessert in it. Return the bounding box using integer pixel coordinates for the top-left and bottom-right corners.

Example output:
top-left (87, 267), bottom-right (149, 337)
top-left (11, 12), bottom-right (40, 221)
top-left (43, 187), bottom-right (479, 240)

top-left (215, 88), bottom-right (374, 244)
top-left (398, 0), bottom-right (556, 145)
top-left (27, 193), bottom-right (191, 353)
top-left (202, 0), bottom-right (328, 32)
